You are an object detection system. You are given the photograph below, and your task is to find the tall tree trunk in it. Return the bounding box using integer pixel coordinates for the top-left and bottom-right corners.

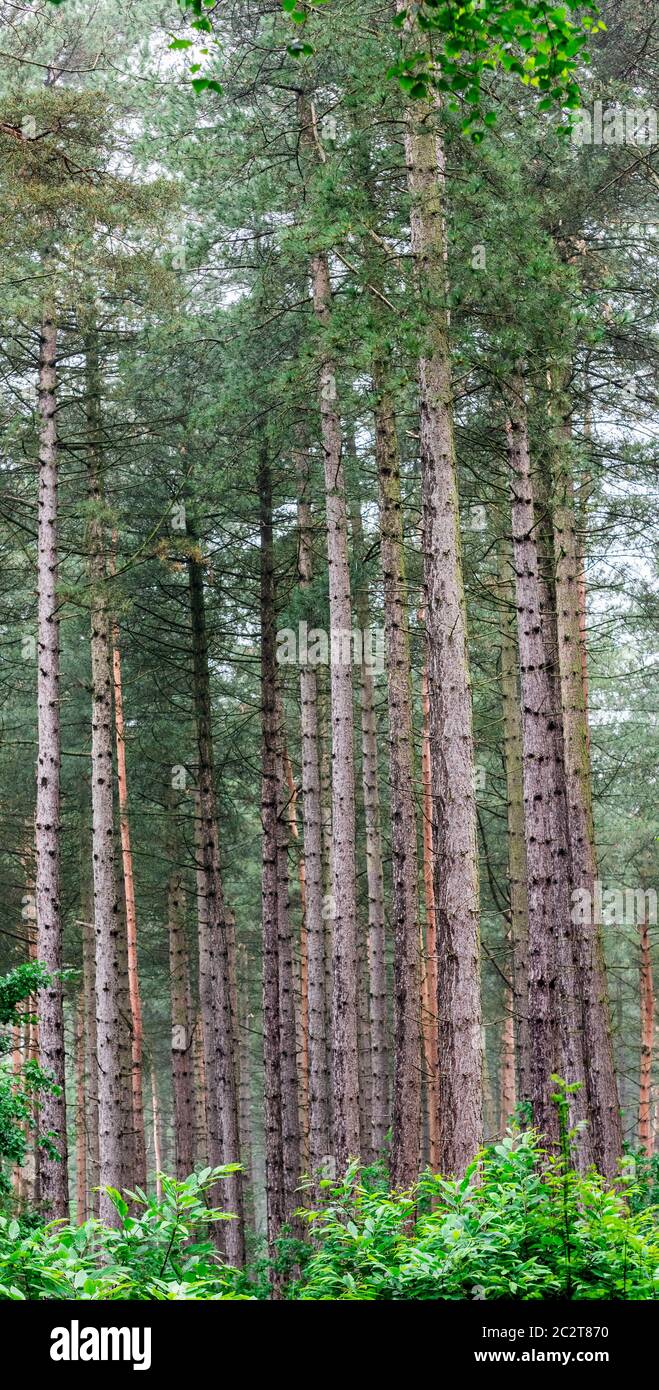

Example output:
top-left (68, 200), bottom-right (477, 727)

top-left (86, 333), bottom-right (130, 1223)
top-left (638, 914), bottom-right (654, 1153)
top-left (283, 747), bottom-right (309, 1169)
top-left (295, 453), bottom-right (331, 1174)
top-left (405, 107), bottom-right (482, 1173)
top-left (193, 1009), bottom-right (208, 1168)
top-left (497, 539), bottom-right (531, 1107)
top-left (237, 940), bottom-right (255, 1226)
top-left (549, 402), bottom-right (622, 1177)
top-left (505, 374), bottom-right (589, 1152)
top-left (188, 549), bottom-right (244, 1266)
top-left (419, 630), bottom-right (440, 1169)
top-left (79, 808), bottom-right (100, 1216)
top-left (169, 854), bottom-right (195, 1178)
top-left (500, 979), bottom-right (517, 1127)
top-left (75, 995), bottom-right (87, 1223)
top-left (150, 1062), bottom-right (163, 1201)
top-left (298, 91), bottom-right (360, 1170)
top-left (260, 449), bottom-right (285, 1261)
top-left (111, 562), bottom-right (147, 1190)
top-left (275, 724), bottom-right (301, 1224)
top-left (350, 495), bottom-right (384, 1163)
top-left (373, 362), bottom-right (421, 1186)
top-left (35, 303), bottom-right (69, 1218)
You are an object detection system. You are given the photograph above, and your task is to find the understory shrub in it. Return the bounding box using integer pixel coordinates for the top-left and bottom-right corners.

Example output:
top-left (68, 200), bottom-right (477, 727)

top-left (289, 1127), bottom-right (659, 1300)
top-left (1, 1123), bottom-right (657, 1300)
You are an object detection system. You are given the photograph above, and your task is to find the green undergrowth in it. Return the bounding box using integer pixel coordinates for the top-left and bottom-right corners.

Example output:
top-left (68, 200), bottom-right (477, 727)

top-left (1, 1120), bottom-right (657, 1301)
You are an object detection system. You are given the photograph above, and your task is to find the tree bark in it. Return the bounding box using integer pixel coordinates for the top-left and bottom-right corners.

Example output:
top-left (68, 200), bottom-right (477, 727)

top-left (549, 403), bottom-right (622, 1177)
top-left (295, 453), bottom-right (331, 1174)
top-left (405, 107), bottom-right (482, 1173)
top-left (168, 852), bottom-right (195, 1178)
top-left (298, 91), bottom-right (360, 1170)
top-left (419, 630), bottom-right (440, 1169)
top-left (75, 995), bottom-right (87, 1223)
top-left (505, 374), bottom-right (588, 1152)
top-left (638, 914), bottom-right (654, 1153)
top-left (188, 547), bottom-right (244, 1265)
top-left (35, 303), bottom-right (69, 1218)
top-left (373, 362), bottom-right (421, 1186)
top-left (86, 333), bottom-right (131, 1223)
top-left (275, 723), bottom-right (301, 1224)
top-left (260, 449), bottom-right (285, 1260)
top-left (111, 559), bottom-right (147, 1190)
top-left (79, 808), bottom-right (100, 1216)
top-left (350, 494), bottom-right (385, 1163)
top-left (497, 539), bottom-right (531, 1108)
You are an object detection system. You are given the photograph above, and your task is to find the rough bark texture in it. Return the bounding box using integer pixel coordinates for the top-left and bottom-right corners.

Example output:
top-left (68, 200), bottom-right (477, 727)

top-left (284, 747), bottom-right (309, 1169)
top-left (111, 581), bottom-right (147, 1190)
top-left (373, 363), bottom-right (421, 1186)
top-left (419, 633), bottom-right (440, 1169)
top-left (500, 979), bottom-right (517, 1126)
top-left (188, 547), bottom-right (244, 1265)
top-left (505, 376), bottom-right (589, 1153)
top-left (75, 996), bottom-right (86, 1223)
top-left (194, 796), bottom-right (223, 1196)
top-left (295, 454), bottom-right (331, 1174)
top-left (638, 914), bottom-right (654, 1153)
top-left (405, 107), bottom-right (482, 1173)
top-left (350, 494), bottom-right (385, 1163)
top-left (86, 335), bottom-right (130, 1223)
top-left (168, 856), bottom-right (195, 1178)
top-left (35, 305), bottom-right (69, 1218)
top-left (260, 451), bottom-right (285, 1259)
top-left (299, 91), bottom-right (360, 1170)
top-left (550, 409), bottom-right (622, 1177)
top-left (275, 729), bottom-right (301, 1223)
top-left (497, 539), bottom-right (531, 1108)
top-left (79, 812), bottom-right (100, 1217)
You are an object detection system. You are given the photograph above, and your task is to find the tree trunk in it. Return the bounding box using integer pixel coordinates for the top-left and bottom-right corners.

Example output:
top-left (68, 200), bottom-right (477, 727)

top-left (419, 629), bottom-right (440, 1169)
top-left (638, 914), bottom-right (654, 1153)
top-left (169, 854), bottom-right (195, 1178)
top-left (500, 979), bottom-right (517, 1127)
top-left (35, 304), bottom-right (69, 1218)
top-left (260, 449), bottom-right (285, 1260)
top-left (549, 403), bottom-right (622, 1177)
top-left (497, 539), bottom-right (531, 1108)
top-left (86, 333), bottom-right (130, 1223)
top-left (298, 95), bottom-right (360, 1170)
top-left (275, 724), bottom-right (301, 1224)
top-left (350, 494), bottom-right (384, 1164)
top-left (75, 995), bottom-right (87, 1223)
top-left (373, 361), bottom-right (421, 1186)
top-left (79, 809), bottom-right (100, 1216)
top-left (188, 549), bottom-right (244, 1265)
top-left (150, 1062), bottom-right (163, 1201)
top-left (295, 453), bottom-right (331, 1174)
top-left (505, 374), bottom-right (588, 1152)
top-left (405, 106), bottom-right (482, 1173)
top-left (283, 747), bottom-right (309, 1169)
top-left (111, 559), bottom-right (147, 1190)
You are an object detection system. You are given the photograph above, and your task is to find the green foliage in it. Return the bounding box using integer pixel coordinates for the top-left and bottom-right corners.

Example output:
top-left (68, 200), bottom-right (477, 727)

top-left (288, 1131), bottom-right (659, 1300)
top-left (1, 1132), bottom-right (657, 1299)
top-left (390, 0), bottom-right (605, 133)
top-left (0, 1168), bottom-right (253, 1300)
top-left (0, 963), bottom-right (61, 1193)
top-left (0, 962), bottom-right (51, 1030)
